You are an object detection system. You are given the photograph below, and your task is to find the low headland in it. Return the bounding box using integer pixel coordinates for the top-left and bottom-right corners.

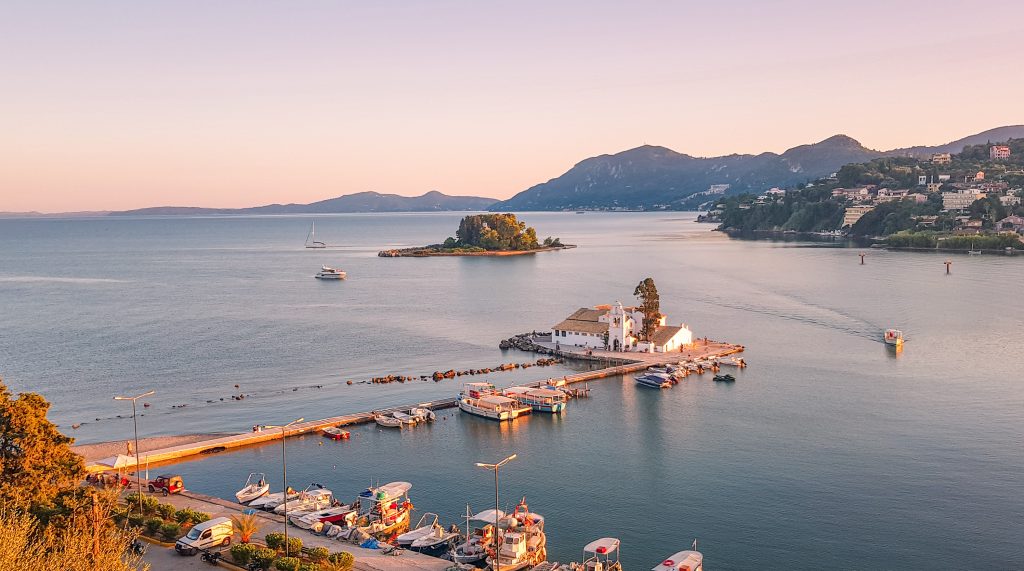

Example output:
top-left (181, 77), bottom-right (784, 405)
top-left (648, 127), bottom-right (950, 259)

top-left (379, 213), bottom-right (574, 257)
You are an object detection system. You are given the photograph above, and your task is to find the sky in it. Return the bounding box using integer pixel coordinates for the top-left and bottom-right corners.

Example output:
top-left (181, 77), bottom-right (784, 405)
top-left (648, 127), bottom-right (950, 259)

top-left (2, 0), bottom-right (1024, 212)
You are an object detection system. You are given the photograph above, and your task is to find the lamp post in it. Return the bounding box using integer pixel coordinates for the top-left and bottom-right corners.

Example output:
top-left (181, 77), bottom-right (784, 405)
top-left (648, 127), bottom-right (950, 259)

top-left (475, 454), bottom-right (517, 571)
top-left (264, 418), bottom-right (304, 557)
top-left (113, 390), bottom-right (155, 517)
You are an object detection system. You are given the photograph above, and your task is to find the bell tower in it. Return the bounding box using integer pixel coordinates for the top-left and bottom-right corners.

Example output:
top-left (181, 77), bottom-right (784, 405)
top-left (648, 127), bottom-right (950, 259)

top-left (608, 301), bottom-right (628, 351)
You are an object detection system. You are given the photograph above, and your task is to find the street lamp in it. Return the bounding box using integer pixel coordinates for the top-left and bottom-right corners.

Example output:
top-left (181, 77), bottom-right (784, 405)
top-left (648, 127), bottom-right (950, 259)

top-left (475, 454), bottom-right (517, 571)
top-left (264, 418), bottom-right (304, 557)
top-left (113, 390), bottom-right (155, 517)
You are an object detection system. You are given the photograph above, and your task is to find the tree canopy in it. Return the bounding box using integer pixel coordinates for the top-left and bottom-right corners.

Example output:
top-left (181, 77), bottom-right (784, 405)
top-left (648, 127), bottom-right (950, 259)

top-left (0, 380), bottom-right (86, 515)
top-left (445, 214), bottom-right (545, 251)
top-left (633, 278), bottom-right (661, 341)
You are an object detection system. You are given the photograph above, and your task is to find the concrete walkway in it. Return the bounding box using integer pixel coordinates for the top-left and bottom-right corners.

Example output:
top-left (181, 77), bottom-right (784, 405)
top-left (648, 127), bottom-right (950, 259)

top-left (137, 488), bottom-right (450, 571)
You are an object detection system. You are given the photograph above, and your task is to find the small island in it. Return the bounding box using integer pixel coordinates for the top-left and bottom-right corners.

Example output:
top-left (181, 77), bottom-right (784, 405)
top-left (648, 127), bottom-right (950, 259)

top-left (379, 213), bottom-right (574, 257)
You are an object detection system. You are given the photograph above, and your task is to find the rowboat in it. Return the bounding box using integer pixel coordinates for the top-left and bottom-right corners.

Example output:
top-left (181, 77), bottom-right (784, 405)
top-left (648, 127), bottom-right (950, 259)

top-left (375, 414), bottom-right (403, 428)
top-left (322, 427), bottom-right (350, 440)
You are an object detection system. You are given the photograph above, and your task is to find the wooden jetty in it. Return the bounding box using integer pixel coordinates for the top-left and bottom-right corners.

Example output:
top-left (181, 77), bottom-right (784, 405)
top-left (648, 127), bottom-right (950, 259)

top-left (85, 340), bottom-right (743, 473)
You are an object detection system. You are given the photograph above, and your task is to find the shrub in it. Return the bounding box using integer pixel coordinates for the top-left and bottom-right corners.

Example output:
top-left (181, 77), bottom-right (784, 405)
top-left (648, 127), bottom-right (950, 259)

top-left (308, 546), bottom-right (329, 563)
top-left (299, 564), bottom-right (320, 571)
top-left (174, 507), bottom-right (196, 524)
top-left (156, 503), bottom-right (177, 520)
top-left (328, 551), bottom-right (354, 571)
top-left (190, 511), bottom-right (211, 524)
top-left (140, 494), bottom-right (160, 514)
top-left (283, 536), bottom-right (302, 555)
top-left (127, 514), bottom-right (144, 528)
top-left (231, 513), bottom-right (261, 543)
top-left (160, 522), bottom-right (182, 541)
top-left (275, 557), bottom-right (301, 571)
top-left (144, 517), bottom-right (163, 535)
top-left (265, 532), bottom-right (285, 550)
top-left (251, 547), bottom-right (277, 570)
top-left (230, 543), bottom-right (260, 565)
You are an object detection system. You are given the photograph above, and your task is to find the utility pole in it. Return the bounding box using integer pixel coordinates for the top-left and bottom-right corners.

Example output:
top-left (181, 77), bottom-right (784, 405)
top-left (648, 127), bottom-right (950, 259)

top-left (475, 454), bottom-right (517, 571)
top-left (114, 390), bottom-right (154, 517)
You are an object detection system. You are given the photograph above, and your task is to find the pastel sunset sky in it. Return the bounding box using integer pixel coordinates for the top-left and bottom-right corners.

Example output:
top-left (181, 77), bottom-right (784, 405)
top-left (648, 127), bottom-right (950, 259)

top-left (3, 0), bottom-right (1023, 212)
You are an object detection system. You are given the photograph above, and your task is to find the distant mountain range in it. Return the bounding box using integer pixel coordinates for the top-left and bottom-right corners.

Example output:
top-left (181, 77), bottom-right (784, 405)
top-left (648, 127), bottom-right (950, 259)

top-left (489, 125), bottom-right (1024, 211)
top-left (108, 191), bottom-right (498, 216)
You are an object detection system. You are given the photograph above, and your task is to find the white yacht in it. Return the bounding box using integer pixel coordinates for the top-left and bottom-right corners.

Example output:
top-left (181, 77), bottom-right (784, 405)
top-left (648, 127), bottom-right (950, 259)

top-left (315, 265), bottom-right (346, 280)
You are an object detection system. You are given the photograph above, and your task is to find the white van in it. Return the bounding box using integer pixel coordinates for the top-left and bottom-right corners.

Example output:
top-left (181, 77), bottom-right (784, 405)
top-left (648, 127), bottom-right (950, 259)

top-left (175, 517), bottom-right (233, 555)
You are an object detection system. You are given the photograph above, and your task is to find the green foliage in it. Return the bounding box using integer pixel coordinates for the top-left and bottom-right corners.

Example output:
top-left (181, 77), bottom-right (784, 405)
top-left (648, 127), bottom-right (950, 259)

top-left (299, 564), bottom-right (320, 571)
top-left (174, 507), bottom-right (210, 524)
top-left (127, 514), bottom-right (144, 528)
top-left (309, 546), bottom-right (330, 563)
top-left (885, 231), bottom-right (938, 248)
top-left (275, 556), bottom-right (301, 571)
top-left (144, 517), bottom-right (163, 535)
top-left (967, 195), bottom-right (1007, 226)
top-left (230, 543), bottom-right (261, 565)
top-left (940, 234), bottom-right (1024, 250)
top-left (284, 536), bottom-right (302, 554)
top-left (156, 502), bottom-right (177, 520)
top-left (633, 278), bottom-right (661, 342)
top-left (451, 214), bottom-right (544, 251)
top-left (251, 547), bottom-right (277, 570)
top-left (160, 522), bottom-right (182, 540)
top-left (265, 532), bottom-right (285, 550)
top-left (0, 380), bottom-right (86, 516)
top-left (328, 552), bottom-right (354, 571)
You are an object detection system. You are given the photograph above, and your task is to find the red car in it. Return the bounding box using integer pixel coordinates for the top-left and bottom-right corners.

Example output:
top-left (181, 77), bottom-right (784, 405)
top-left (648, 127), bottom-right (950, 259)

top-left (148, 474), bottom-right (184, 495)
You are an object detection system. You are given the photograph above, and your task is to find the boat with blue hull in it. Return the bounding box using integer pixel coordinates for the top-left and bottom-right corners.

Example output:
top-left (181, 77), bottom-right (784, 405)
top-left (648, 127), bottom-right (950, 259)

top-left (635, 373), bottom-right (672, 389)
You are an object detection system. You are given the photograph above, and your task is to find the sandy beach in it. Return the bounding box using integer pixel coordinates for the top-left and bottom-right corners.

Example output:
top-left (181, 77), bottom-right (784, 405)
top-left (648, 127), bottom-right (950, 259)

top-left (72, 433), bottom-right (234, 463)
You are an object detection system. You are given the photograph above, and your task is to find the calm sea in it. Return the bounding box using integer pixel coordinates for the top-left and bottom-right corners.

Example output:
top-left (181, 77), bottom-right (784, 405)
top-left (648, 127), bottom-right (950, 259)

top-left (1, 213), bottom-right (1021, 569)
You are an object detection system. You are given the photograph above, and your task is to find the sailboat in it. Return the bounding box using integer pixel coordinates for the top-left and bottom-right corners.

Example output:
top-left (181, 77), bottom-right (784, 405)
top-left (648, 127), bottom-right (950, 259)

top-left (968, 239), bottom-right (982, 255)
top-left (305, 221), bottom-right (327, 249)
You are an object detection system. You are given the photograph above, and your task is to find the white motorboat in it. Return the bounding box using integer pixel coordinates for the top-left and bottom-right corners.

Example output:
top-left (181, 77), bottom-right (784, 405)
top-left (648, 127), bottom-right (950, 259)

top-left (452, 507), bottom-right (503, 565)
top-left (409, 406), bottom-right (436, 422)
top-left (305, 221), bottom-right (327, 249)
top-left (395, 512), bottom-right (441, 547)
top-left (272, 486), bottom-right (332, 515)
top-left (315, 265), bottom-right (346, 279)
top-left (652, 544), bottom-right (703, 571)
top-left (392, 411), bottom-right (418, 426)
top-left (884, 328), bottom-right (904, 349)
top-left (634, 374), bottom-right (672, 389)
top-left (486, 499), bottom-right (547, 571)
top-left (577, 537), bottom-right (622, 571)
top-left (251, 486), bottom-right (304, 510)
top-left (410, 523), bottom-right (460, 557)
top-left (719, 356), bottom-right (747, 368)
top-left (234, 472), bottom-right (270, 504)
top-left (290, 505), bottom-right (356, 530)
top-left (459, 394), bottom-right (531, 421)
top-left (375, 414), bottom-right (403, 428)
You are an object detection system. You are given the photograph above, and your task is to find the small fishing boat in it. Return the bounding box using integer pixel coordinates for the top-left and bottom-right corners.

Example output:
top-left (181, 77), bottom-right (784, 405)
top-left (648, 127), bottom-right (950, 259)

top-left (355, 481), bottom-right (414, 538)
top-left (409, 406), bottom-right (436, 422)
top-left (234, 472), bottom-right (269, 504)
top-left (486, 499), bottom-right (547, 571)
top-left (452, 507), bottom-right (503, 565)
top-left (634, 374), bottom-right (672, 389)
top-left (462, 382), bottom-right (499, 398)
top-left (395, 512), bottom-right (442, 548)
top-left (719, 356), bottom-right (747, 368)
top-left (322, 426), bottom-right (350, 440)
top-left (375, 414), bottom-right (404, 428)
top-left (459, 394), bottom-right (532, 421)
top-left (410, 523), bottom-right (460, 556)
top-left (504, 387), bottom-right (567, 413)
top-left (273, 486), bottom-right (333, 515)
top-left (652, 542), bottom-right (703, 571)
top-left (392, 411), bottom-right (419, 426)
top-left (290, 505), bottom-right (357, 530)
top-left (884, 328), bottom-right (905, 349)
top-left (315, 265), bottom-right (346, 279)
top-left (578, 537), bottom-right (622, 571)
top-left (305, 221), bottom-right (327, 249)
top-left (253, 485), bottom-right (307, 511)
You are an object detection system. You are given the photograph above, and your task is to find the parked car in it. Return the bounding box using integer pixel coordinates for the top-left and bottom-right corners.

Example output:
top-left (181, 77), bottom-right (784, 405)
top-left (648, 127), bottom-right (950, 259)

top-left (174, 517), bottom-right (233, 555)
top-left (148, 474), bottom-right (184, 495)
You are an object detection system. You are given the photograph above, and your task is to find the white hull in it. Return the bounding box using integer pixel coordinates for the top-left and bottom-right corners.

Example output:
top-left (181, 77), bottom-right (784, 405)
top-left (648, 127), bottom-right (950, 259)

top-left (458, 398), bottom-right (530, 421)
top-left (235, 483), bottom-right (270, 504)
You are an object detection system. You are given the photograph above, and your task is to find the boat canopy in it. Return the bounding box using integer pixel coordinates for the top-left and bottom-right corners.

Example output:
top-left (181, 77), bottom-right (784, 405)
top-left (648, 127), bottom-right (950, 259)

top-left (503, 386), bottom-right (532, 395)
top-left (465, 382), bottom-right (496, 389)
top-left (471, 509), bottom-right (505, 522)
top-left (652, 551), bottom-right (703, 571)
top-left (526, 388), bottom-right (564, 399)
top-left (480, 395), bottom-right (518, 406)
top-left (375, 481), bottom-right (412, 500)
top-left (584, 538), bottom-right (620, 555)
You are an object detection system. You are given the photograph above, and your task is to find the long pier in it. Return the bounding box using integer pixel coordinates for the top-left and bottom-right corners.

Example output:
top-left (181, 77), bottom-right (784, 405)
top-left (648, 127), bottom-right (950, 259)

top-left (85, 340), bottom-right (742, 473)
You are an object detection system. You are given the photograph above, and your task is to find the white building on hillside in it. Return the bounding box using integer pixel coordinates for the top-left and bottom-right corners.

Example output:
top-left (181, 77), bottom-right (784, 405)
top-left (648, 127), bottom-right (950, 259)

top-left (551, 301), bottom-right (693, 353)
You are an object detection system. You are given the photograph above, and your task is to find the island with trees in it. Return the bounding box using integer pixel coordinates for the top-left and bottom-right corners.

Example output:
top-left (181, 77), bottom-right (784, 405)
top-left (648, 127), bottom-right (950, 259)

top-left (378, 213), bottom-right (574, 257)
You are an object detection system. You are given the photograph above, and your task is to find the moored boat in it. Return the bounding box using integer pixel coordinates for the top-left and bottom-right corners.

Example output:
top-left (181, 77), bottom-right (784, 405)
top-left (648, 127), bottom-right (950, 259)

top-left (395, 512), bottom-right (441, 548)
top-left (578, 537), bottom-right (622, 571)
top-left (452, 507), bottom-right (502, 565)
top-left (410, 523), bottom-right (460, 556)
top-left (322, 426), bottom-right (350, 440)
top-left (253, 485), bottom-right (306, 511)
top-left (375, 414), bottom-right (404, 428)
top-left (409, 406), bottom-right (436, 422)
top-left (273, 487), bottom-right (333, 515)
top-left (354, 481), bottom-right (414, 538)
top-left (486, 499), bottom-right (547, 571)
top-left (290, 505), bottom-right (357, 530)
top-left (234, 472), bottom-right (269, 504)
top-left (634, 374), bottom-right (672, 389)
top-left (459, 394), bottom-right (532, 421)
top-left (503, 386), bottom-right (567, 413)
top-left (713, 373), bottom-right (735, 383)
top-left (392, 411), bottom-right (418, 426)
top-left (652, 545), bottom-right (703, 571)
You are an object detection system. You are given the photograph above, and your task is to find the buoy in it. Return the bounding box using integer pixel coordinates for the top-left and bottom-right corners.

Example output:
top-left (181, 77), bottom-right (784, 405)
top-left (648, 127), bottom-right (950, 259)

top-left (663, 560), bottom-right (674, 567)
top-left (945, 260), bottom-right (952, 275)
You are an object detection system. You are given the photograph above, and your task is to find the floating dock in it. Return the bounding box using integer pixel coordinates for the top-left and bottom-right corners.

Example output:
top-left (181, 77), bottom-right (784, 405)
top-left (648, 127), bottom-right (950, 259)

top-left (85, 340), bottom-right (743, 473)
